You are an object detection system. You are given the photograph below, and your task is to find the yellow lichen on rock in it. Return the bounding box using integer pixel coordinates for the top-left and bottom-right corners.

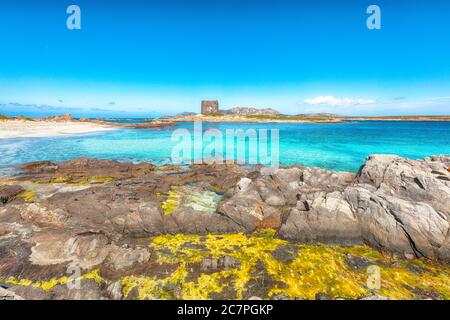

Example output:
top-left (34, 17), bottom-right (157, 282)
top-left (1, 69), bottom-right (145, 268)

top-left (129, 233), bottom-right (359, 299)
top-left (267, 244), bottom-right (369, 299)
top-left (160, 186), bottom-right (184, 215)
top-left (120, 233), bottom-right (450, 300)
top-left (1, 233), bottom-right (449, 300)
top-left (17, 190), bottom-right (36, 202)
top-left (50, 176), bottom-right (70, 183)
top-left (376, 262), bottom-right (450, 300)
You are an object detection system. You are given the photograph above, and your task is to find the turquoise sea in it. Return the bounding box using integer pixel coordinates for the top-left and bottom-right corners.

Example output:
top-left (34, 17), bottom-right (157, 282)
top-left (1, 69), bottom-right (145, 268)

top-left (1, 121), bottom-right (450, 172)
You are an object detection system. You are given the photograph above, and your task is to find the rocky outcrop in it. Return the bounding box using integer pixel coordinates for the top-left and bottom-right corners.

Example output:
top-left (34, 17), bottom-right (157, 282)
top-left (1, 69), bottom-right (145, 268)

top-left (4, 155), bottom-right (450, 263)
top-left (18, 157), bottom-right (156, 181)
top-left (279, 155), bottom-right (450, 262)
top-left (0, 286), bottom-right (24, 300)
top-left (1, 155), bottom-right (450, 299)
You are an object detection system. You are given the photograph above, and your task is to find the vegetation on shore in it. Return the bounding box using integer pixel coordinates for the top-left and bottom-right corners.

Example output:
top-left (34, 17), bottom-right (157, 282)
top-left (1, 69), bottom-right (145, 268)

top-left (175, 113), bottom-right (340, 122)
top-left (243, 114), bottom-right (336, 121)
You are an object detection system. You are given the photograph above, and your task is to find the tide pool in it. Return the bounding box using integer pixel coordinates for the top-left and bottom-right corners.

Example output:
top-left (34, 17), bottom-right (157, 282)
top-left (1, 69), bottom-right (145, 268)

top-left (1, 121), bottom-right (449, 172)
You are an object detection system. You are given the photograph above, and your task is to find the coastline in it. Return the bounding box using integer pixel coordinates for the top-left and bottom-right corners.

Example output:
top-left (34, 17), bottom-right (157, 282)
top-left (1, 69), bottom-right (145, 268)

top-left (164, 114), bottom-right (344, 123)
top-left (163, 114), bottom-right (450, 124)
top-left (345, 116), bottom-right (450, 122)
top-left (0, 117), bottom-right (177, 139)
top-left (2, 114), bottom-right (450, 140)
top-left (0, 155), bottom-right (449, 300)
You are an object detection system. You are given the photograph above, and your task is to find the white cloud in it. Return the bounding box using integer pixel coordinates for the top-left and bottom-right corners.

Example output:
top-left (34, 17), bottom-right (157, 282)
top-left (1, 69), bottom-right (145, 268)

top-left (304, 96), bottom-right (376, 107)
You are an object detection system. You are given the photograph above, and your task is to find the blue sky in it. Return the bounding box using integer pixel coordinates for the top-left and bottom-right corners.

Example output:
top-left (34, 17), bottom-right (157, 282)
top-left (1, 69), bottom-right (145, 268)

top-left (0, 0), bottom-right (449, 117)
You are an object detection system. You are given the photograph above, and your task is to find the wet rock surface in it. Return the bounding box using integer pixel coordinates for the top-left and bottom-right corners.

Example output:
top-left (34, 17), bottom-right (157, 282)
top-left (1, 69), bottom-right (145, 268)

top-left (0, 155), bottom-right (449, 299)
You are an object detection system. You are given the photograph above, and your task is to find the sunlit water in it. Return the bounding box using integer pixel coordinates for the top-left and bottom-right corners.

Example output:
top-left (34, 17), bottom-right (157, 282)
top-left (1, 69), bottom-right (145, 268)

top-left (1, 121), bottom-right (450, 172)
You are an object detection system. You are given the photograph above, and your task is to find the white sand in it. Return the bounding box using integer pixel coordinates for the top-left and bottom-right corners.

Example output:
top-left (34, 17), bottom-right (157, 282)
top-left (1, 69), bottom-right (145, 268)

top-left (0, 120), bottom-right (116, 139)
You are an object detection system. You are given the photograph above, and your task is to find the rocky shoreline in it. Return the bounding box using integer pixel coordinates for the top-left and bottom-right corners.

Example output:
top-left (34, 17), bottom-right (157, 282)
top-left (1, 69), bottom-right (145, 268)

top-left (0, 155), bottom-right (449, 300)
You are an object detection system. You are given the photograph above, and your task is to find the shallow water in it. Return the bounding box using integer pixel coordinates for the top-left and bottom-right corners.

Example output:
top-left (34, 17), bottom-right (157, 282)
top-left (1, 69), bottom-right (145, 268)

top-left (1, 121), bottom-right (450, 172)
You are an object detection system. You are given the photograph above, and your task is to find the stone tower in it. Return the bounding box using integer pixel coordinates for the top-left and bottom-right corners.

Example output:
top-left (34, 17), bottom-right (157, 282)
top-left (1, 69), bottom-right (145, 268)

top-left (201, 100), bottom-right (219, 115)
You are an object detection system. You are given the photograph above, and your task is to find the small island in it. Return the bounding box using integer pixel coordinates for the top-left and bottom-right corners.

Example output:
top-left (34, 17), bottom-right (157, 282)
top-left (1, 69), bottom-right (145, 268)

top-left (160, 100), bottom-right (450, 124)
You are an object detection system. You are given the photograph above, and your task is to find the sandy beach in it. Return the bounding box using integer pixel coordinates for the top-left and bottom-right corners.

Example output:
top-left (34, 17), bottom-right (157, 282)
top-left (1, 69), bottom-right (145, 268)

top-left (0, 119), bottom-right (116, 139)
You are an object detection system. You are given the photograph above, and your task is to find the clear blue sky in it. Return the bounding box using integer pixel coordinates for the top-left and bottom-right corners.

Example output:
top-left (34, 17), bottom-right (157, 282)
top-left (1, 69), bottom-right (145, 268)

top-left (0, 0), bottom-right (449, 117)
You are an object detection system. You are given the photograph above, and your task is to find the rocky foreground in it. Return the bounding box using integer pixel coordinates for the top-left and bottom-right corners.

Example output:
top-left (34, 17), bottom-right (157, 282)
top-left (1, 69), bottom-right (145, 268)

top-left (0, 155), bottom-right (449, 300)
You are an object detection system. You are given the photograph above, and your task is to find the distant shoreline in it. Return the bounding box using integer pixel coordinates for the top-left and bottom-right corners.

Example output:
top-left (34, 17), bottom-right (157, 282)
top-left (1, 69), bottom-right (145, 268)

top-left (1, 114), bottom-right (450, 139)
top-left (344, 116), bottom-right (450, 122)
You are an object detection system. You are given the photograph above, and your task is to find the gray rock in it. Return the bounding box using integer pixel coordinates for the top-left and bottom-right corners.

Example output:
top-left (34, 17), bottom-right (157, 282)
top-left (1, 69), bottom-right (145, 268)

top-left (279, 191), bottom-right (362, 245)
top-left (200, 256), bottom-right (240, 271)
top-left (7, 285), bottom-right (51, 300)
top-left (277, 155), bottom-right (450, 262)
top-left (345, 254), bottom-right (372, 270)
top-left (105, 245), bottom-right (151, 272)
top-left (200, 257), bottom-right (218, 271)
top-left (0, 286), bottom-right (24, 300)
top-left (0, 185), bottom-right (24, 204)
top-left (271, 245), bottom-right (299, 263)
top-left (51, 279), bottom-right (105, 300)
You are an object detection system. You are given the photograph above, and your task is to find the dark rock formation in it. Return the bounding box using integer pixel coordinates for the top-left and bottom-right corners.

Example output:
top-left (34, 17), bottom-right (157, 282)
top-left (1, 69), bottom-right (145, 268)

top-left (278, 155), bottom-right (450, 262)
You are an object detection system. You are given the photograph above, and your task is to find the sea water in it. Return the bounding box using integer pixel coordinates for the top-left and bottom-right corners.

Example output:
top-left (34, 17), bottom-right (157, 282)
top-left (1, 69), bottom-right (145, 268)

top-left (1, 121), bottom-right (449, 172)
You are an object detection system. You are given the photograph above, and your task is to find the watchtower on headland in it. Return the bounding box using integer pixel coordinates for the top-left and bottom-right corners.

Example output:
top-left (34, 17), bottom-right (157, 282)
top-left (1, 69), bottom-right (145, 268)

top-left (201, 100), bottom-right (219, 115)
